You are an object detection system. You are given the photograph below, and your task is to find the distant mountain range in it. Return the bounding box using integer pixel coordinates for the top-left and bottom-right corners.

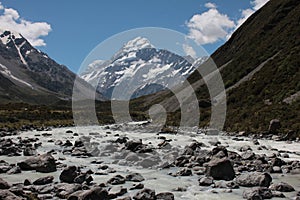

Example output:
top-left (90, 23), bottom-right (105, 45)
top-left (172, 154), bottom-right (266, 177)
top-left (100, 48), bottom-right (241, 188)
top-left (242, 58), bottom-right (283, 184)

top-left (80, 37), bottom-right (206, 99)
top-left (0, 29), bottom-right (104, 104)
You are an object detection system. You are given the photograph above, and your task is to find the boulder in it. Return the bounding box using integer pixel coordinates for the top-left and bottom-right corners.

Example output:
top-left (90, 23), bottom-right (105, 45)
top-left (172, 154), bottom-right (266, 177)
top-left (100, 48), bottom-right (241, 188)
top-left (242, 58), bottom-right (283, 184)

top-left (125, 140), bottom-right (143, 152)
top-left (107, 175), bottom-right (125, 185)
top-left (133, 188), bottom-right (156, 200)
top-left (199, 176), bottom-right (214, 186)
top-left (18, 153), bottom-right (56, 173)
top-left (33, 176), bottom-right (54, 185)
top-left (268, 119), bottom-right (281, 133)
top-left (237, 172), bottom-right (272, 187)
top-left (126, 173), bottom-right (145, 182)
top-left (156, 192), bottom-right (175, 200)
top-left (0, 190), bottom-right (23, 200)
top-left (0, 177), bottom-right (10, 189)
top-left (243, 187), bottom-right (272, 200)
top-left (205, 158), bottom-right (235, 181)
top-left (60, 166), bottom-right (78, 183)
top-left (55, 183), bottom-right (82, 199)
top-left (68, 187), bottom-right (109, 200)
top-left (269, 182), bottom-right (295, 192)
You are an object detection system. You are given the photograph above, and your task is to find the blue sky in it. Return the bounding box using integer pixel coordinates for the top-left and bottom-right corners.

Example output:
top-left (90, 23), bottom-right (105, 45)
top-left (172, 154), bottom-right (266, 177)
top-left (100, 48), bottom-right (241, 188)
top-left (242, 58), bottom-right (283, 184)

top-left (0, 0), bottom-right (269, 73)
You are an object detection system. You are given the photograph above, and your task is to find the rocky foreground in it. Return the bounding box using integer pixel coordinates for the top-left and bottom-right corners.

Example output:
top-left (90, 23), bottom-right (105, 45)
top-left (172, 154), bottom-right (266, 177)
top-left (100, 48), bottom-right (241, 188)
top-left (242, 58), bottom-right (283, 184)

top-left (0, 123), bottom-right (300, 200)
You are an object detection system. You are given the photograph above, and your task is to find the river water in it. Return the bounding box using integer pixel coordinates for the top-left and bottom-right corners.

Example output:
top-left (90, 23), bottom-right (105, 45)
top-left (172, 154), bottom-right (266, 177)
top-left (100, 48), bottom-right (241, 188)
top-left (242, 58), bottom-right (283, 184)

top-left (0, 123), bottom-right (299, 199)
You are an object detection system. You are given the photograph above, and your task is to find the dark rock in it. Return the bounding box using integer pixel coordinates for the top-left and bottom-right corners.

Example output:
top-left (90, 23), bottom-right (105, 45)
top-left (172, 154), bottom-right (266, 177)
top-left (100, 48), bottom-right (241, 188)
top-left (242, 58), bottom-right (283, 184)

top-left (125, 140), bottom-right (143, 152)
top-left (33, 176), bottom-right (54, 185)
top-left (205, 158), bottom-right (235, 181)
top-left (130, 183), bottom-right (144, 190)
top-left (271, 191), bottom-right (285, 198)
top-left (211, 146), bottom-right (228, 158)
top-left (85, 175), bottom-right (93, 185)
top-left (253, 139), bottom-right (260, 145)
top-left (156, 192), bottom-right (174, 200)
top-left (74, 174), bottom-right (87, 184)
top-left (68, 187), bottom-right (109, 200)
top-left (107, 175), bottom-right (125, 185)
top-left (271, 157), bottom-right (286, 167)
top-left (126, 173), bottom-right (145, 182)
top-left (115, 136), bottom-right (129, 144)
top-left (0, 177), bottom-right (10, 189)
top-left (63, 140), bottom-right (73, 147)
top-left (74, 140), bottom-right (84, 147)
top-left (0, 190), bottom-right (23, 200)
top-left (55, 183), bottom-right (82, 199)
top-left (269, 182), bottom-right (295, 192)
top-left (269, 119), bottom-right (281, 133)
top-left (60, 166), bottom-right (78, 183)
top-left (66, 130), bottom-right (73, 133)
top-left (17, 153), bottom-right (56, 173)
top-left (236, 172), bottom-right (272, 187)
top-left (243, 187), bottom-right (272, 200)
top-left (133, 188), bottom-right (156, 200)
top-left (199, 176), bottom-right (214, 186)
top-left (24, 179), bottom-right (31, 186)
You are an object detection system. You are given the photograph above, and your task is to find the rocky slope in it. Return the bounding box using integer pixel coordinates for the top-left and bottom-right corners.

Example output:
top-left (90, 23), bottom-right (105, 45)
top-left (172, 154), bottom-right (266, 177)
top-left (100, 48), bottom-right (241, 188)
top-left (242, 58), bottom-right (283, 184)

top-left (134, 0), bottom-right (300, 135)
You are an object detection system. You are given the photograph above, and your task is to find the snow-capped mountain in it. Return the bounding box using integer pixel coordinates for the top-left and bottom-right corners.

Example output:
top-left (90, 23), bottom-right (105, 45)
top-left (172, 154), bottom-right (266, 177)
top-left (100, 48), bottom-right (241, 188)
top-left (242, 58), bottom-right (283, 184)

top-left (0, 29), bottom-right (104, 104)
top-left (80, 37), bottom-right (206, 99)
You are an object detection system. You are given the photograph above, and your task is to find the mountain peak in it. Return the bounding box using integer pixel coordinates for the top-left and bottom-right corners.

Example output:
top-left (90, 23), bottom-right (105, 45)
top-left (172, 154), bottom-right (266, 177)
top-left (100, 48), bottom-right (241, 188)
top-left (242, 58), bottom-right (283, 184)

top-left (121, 37), bottom-right (154, 53)
top-left (0, 29), bottom-right (23, 45)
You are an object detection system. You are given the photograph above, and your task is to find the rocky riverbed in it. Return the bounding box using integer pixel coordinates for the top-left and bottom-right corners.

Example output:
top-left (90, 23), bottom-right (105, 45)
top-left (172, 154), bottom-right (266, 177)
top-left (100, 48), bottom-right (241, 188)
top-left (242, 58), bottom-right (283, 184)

top-left (0, 122), bottom-right (300, 199)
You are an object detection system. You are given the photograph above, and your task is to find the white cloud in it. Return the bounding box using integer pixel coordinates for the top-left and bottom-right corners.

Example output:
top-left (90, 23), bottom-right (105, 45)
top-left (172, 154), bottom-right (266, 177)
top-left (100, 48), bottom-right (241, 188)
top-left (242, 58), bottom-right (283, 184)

top-left (0, 2), bottom-right (51, 46)
top-left (236, 8), bottom-right (255, 29)
top-left (236, 0), bottom-right (270, 29)
top-left (205, 2), bottom-right (216, 9)
top-left (182, 44), bottom-right (197, 58)
top-left (252, 0), bottom-right (270, 10)
top-left (186, 5), bottom-right (235, 45)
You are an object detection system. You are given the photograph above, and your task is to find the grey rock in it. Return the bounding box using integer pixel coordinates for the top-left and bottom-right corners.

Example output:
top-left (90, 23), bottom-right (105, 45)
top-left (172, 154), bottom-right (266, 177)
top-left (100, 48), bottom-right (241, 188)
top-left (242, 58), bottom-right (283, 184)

top-left (269, 182), bottom-right (295, 192)
top-left (17, 153), bottom-right (56, 173)
top-left (199, 176), bottom-right (214, 186)
top-left (237, 172), bottom-right (272, 187)
top-left (243, 187), bottom-right (272, 200)
top-left (133, 188), bottom-right (156, 200)
top-left (126, 173), bottom-right (145, 182)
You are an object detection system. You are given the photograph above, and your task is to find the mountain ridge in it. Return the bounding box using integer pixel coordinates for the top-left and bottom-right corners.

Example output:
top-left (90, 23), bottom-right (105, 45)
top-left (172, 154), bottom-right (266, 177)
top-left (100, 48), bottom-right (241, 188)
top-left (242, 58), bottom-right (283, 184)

top-left (0, 29), bottom-right (105, 104)
top-left (80, 37), bottom-right (206, 99)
